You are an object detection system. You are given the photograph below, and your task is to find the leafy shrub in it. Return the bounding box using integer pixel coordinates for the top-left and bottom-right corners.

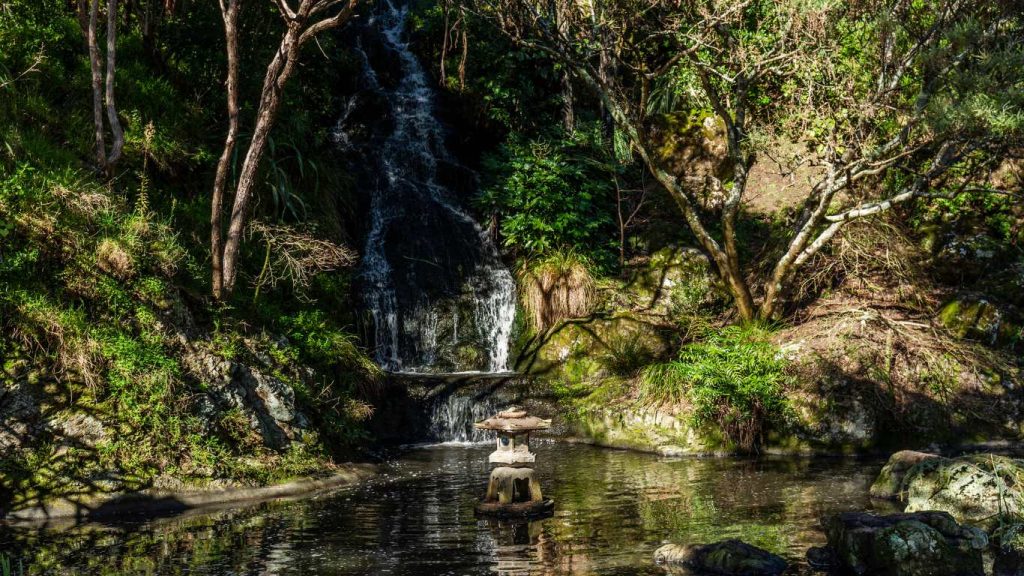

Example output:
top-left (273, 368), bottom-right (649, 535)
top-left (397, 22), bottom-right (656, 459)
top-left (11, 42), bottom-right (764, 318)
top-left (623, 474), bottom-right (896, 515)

top-left (278, 310), bottom-right (375, 374)
top-left (479, 123), bottom-right (619, 267)
top-left (639, 324), bottom-right (791, 452)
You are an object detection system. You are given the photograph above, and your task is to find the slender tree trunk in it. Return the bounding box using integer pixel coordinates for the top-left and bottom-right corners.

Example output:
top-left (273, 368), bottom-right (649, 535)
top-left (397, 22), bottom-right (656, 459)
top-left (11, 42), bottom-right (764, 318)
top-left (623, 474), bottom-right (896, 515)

top-left (615, 179), bottom-right (625, 269)
top-left (458, 14), bottom-right (468, 91)
top-left (104, 0), bottom-right (124, 169)
top-left (439, 0), bottom-right (450, 84)
top-left (220, 30), bottom-right (301, 294)
top-left (213, 0), bottom-right (359, 298)
top-left (211, 0), bottom-right (240, 301)
top-left (87, 0), bottom-right (107, 169)
top-left (560, 70), bottom-right (574, 133)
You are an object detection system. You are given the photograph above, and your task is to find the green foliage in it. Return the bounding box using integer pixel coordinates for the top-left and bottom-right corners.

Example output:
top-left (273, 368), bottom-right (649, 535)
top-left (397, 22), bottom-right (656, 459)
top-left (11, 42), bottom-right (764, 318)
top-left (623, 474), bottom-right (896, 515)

top-left (410, 3), bottom-right (564, 131)
top-left (639, 324), bottom-right (792, 451)
top-left (278, 310), bottom-right (378, 378)
top-left (0, 0), bottom-right (372, 507)
top-left (0, 552), bottom-right (24, 576)
top-left (480, 123), bottom-right (619, 268)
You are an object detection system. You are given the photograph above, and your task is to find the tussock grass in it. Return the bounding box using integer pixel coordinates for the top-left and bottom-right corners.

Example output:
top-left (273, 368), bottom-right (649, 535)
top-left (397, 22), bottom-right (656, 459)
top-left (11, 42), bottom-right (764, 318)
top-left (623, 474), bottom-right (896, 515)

top-left (518, 250), bottom-right (596, 332)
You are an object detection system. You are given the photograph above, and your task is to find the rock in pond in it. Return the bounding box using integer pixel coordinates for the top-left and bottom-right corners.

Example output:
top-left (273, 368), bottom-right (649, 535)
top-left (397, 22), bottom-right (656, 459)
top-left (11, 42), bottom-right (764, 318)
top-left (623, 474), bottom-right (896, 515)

top-left (654, 539), bottom-right (787, 575)
top-left (869, 450), bottom-right (940, 500)
top-left (993, 523), bottom-right (1024, 576)
top-left (902, 454), bottom-right (1023, 525)
top-left (821, 511), bottom-right (987, 576)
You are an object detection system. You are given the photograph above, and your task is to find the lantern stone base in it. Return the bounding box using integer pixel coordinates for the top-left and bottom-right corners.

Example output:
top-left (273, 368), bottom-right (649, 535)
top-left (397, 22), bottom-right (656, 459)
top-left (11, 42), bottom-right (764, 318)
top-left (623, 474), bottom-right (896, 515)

top-left (474, 466), bottom-right (554, 519)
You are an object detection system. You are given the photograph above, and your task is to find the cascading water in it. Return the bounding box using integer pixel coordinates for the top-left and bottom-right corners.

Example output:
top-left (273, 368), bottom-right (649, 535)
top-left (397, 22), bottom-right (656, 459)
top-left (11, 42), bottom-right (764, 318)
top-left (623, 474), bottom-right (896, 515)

top-left (426, 392), bottom-right (500, 443)
top-left (338, 0), bottom-right (516, 375)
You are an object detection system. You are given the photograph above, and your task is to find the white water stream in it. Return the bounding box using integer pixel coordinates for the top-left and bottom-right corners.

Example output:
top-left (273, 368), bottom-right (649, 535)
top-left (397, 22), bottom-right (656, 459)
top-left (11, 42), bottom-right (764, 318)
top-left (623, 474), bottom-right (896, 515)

top-left (345, 0), bottom-right (516, 374)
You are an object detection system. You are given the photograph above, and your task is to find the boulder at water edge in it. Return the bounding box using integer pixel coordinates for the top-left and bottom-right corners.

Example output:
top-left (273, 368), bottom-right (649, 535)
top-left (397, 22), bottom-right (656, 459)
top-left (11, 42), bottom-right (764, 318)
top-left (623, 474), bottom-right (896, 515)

top-left (818, 511), bottom-right (987, 576)
top-left (654, 539), bottom-right (787, 576)
top-left (994, 523), bottom-right (1024, 576)
top-left (869, 450), bottom-right (940, 500)
top-left (902, 454), bottom-right (1023, 526)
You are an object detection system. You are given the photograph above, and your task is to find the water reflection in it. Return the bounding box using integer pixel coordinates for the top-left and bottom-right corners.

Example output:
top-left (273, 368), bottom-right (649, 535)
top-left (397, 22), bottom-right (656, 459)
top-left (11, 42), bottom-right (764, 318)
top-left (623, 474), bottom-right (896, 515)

top-left (0, 443), bottom-right (887, 575)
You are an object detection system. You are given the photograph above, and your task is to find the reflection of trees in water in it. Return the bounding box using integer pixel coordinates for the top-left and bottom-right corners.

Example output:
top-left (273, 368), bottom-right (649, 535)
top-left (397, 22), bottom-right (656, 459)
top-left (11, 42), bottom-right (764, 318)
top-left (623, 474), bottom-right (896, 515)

top-left (0, 503), bottom-right (303, 574)
top-left (539, 450), bottom-right (879, 563)
top-left (0, 445), bottom-right (884, 574)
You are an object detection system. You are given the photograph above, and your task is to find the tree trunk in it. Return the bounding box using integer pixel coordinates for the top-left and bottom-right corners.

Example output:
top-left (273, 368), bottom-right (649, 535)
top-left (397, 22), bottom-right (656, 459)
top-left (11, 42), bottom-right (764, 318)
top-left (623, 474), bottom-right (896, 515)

top-left (87, 0), bottom-right (106, 169)
top-left (211, 0), bottom-right (240, 301)
top-left (560, 70), bottom-right (574, 133)
top-left (212, 0), bottom-right (360, 298)
top-left (104, 0), bottom-right (124, 169)
top-left (220, 29), bottom-right (301, 295)
top-left (575, 67), bottom-right (758, 320)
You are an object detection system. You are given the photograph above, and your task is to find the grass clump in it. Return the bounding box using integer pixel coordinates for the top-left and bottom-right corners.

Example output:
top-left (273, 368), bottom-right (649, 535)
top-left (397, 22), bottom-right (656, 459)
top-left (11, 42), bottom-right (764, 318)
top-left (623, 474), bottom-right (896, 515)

top-left (639, 324), bottom-right (792, 452)
top-left (517, 250), bottom-right (596, 333)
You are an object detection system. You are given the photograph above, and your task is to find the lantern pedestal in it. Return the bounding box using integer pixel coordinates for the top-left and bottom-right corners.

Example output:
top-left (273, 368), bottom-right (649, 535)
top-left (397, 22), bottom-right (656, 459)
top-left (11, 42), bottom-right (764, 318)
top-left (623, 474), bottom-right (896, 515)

top-left (473, 408), bottom-right (554, 520)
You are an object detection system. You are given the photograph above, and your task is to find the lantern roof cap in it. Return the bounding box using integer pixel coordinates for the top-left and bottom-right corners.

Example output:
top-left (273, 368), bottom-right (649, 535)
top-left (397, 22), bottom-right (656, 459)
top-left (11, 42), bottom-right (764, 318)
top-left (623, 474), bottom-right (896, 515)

top-left (474, 407), bottom-right (551, 432)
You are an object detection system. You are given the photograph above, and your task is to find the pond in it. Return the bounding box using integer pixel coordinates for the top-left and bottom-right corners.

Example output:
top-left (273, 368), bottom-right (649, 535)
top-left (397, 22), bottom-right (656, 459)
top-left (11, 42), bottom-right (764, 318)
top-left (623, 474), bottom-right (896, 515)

top-left (0, 443), bottom-right (890, 575)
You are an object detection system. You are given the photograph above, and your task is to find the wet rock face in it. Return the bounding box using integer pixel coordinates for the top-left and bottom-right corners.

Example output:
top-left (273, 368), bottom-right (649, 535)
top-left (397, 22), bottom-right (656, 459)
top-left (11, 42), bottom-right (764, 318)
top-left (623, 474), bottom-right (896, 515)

top-left (902, 454), bottom-right (1023, 525)
top-left (869, 450), bottom-right (940, 500)
top-left (654, 539), bottom-right (787, 576)
top-left (183, 350), bottom-right (308, 451)
top-left (821, 511), bottom-right (986, 576)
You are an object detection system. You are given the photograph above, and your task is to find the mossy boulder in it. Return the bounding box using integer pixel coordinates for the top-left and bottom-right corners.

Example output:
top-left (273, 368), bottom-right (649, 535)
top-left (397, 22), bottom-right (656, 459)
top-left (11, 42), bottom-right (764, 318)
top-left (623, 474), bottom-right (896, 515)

top-left (572, 404), bottom-right (707, 455)
top-left (870, 451), bottom-right (941, 500)
top-left (932, 233), bottom-right (1003, 283)
top-left (938, 295), bottom-right (1021, 346)
top-left (528, 313), bottom-right (672, 381)
top-left (902, 454), bottom-right (1024, 526)
top-left (788, 374), bottom-right (879, 450)
top-left (654, 539), bottom-right (787, 576)
top-left (618, 247), bottom-right (721, 317)
top-left (823, 511), bottom-right (986, 576)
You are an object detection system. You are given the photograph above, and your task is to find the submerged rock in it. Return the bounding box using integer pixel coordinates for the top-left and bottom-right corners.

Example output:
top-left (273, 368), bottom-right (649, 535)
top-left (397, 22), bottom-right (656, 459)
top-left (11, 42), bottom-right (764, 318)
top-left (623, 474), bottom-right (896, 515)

top-left (823, 511), bottom-right (986, 576)
top-left (902, 454), bottom-right (1023, 525)
top-left (654, 539), bottom-right (787, 575)
top-left (869, 450), bottom-right (940, 500)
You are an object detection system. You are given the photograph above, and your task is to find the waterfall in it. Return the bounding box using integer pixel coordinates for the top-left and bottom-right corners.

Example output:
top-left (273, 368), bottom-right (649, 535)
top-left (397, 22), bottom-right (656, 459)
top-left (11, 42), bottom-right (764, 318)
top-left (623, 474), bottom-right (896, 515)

top-left (427, 392), bottom-right (500, 443)
top-left (340, 0), bottom-right (516, 375)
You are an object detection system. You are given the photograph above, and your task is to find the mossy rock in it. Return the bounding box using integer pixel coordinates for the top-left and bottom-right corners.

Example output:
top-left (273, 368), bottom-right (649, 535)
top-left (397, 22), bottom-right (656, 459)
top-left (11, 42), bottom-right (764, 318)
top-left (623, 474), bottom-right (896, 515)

top-left (824, 511), bottom-right (986, 576)
top-left (619, 246), bottom-right (723, 318)
top-left (994, 523), bottom-right (1024, 576)
top-left (648, 110), bottom-right (731, 184)
top-left (870, 451), bottom-right (941, 500)
top-left (528, 313), bottom-right (672, 381)
top-left (938, 295), bottom-right (1021, 346)
top-left (903, 454), bottom-right (1024, 526)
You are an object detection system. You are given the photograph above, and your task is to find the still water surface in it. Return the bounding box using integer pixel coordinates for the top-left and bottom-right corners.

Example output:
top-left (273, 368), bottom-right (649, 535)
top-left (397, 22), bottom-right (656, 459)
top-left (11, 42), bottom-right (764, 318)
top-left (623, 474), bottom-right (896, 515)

top-left (0, 443), bottom-right (888, 575)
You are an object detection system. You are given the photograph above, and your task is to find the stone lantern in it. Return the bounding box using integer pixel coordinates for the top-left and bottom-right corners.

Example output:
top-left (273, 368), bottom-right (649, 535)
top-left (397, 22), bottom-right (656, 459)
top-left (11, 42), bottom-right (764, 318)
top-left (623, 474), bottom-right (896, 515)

top-left (473, 407), bottom-right (554, 518)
